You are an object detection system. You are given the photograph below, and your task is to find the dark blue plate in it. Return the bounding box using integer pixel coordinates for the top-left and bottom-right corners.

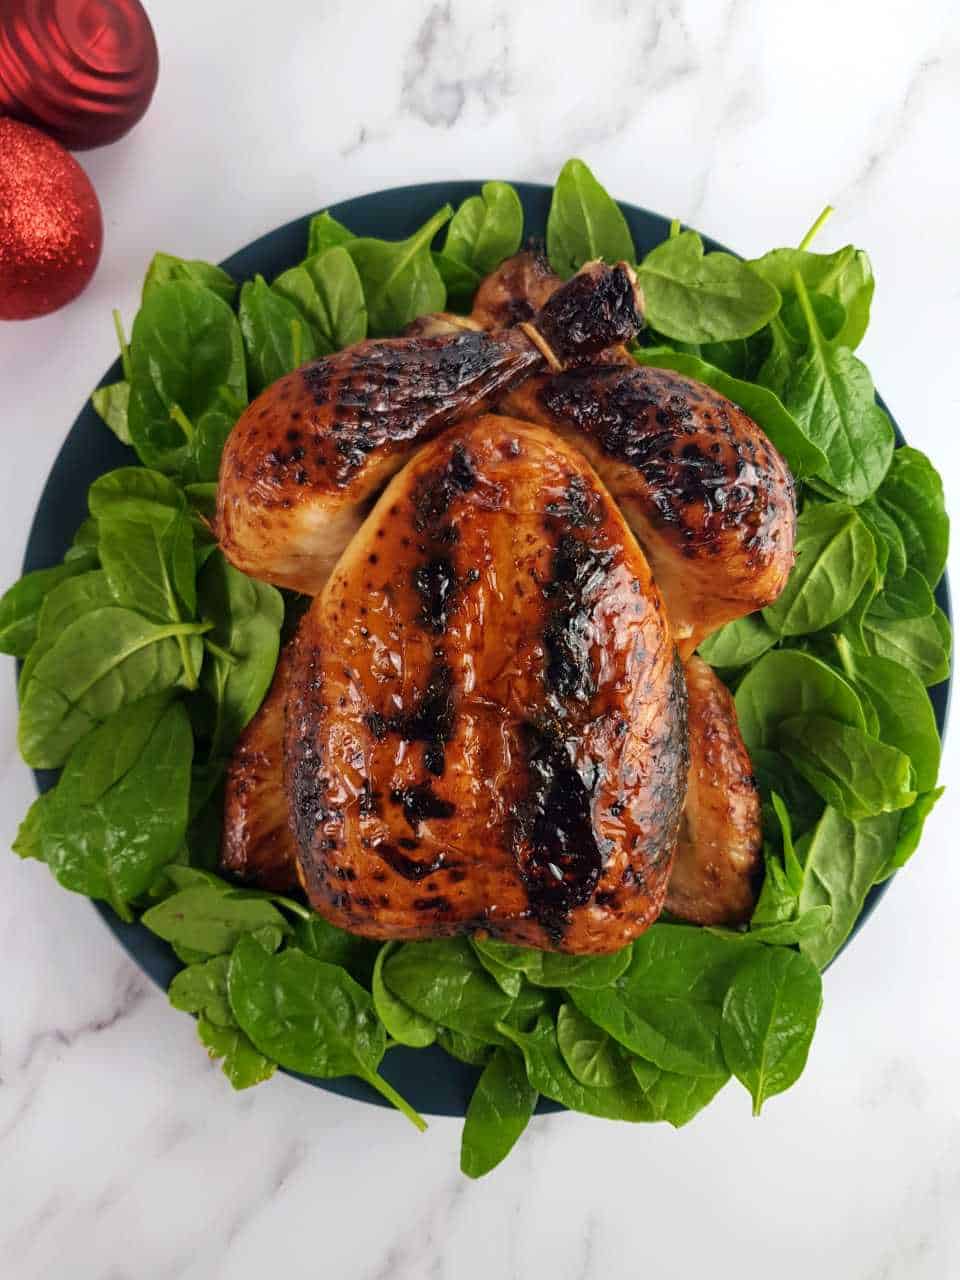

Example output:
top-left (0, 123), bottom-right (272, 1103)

top-left (22, 182), bottom-right (952, 1117)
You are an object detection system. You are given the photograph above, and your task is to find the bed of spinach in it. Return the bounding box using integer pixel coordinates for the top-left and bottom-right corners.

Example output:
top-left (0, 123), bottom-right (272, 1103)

top-left (1, 160), bottom-right (949, 1177)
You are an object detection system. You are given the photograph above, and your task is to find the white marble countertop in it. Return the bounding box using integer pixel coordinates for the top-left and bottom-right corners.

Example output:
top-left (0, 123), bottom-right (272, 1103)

top-left (2, 2), bottom-right (959, 1276)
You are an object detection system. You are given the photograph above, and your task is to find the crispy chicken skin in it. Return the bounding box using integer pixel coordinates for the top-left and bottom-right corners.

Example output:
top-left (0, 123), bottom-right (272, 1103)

top-left (665, 656), bottom-right (761, 924)
top-left (220, 640), bottom-right (300, 892)
top-left (284, 417), bottom-right (688, 953)
top-left (500, 366), bottom-right (796, 656)
top-left (216, 262), bottom-right (642, 595)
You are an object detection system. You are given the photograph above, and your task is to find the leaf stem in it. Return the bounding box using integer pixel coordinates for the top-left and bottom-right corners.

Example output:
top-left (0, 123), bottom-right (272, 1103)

top-left (204, 638), bottom-right (239, 666)
top-left (113, 309), bottom-right (132, 381)
top-left (668, 217), bottom-right (681, 239)
top-left (798, 206), bottom-right (834, 251)
top-left (363, 1068), bottom-right (428, 1132)
top-left (169, 403), bottom-right (195, 444)
top-left (290, 317), bottom-right (303, 369)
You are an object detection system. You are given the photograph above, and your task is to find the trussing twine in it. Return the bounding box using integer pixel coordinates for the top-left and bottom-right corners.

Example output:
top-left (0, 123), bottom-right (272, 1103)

top-left (519, 322), bottom-right (563, 373)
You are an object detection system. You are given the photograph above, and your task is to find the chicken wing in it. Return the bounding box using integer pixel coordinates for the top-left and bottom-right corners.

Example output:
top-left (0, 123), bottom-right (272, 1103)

top-left (216, 261), bottom-right (642, 595)
top-left (284, 417), bottom-right (687, 952)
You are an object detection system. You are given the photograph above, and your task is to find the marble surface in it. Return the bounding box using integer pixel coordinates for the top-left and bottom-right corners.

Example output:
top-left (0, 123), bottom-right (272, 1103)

top-left (2, 1), bottom-right (960, 1276)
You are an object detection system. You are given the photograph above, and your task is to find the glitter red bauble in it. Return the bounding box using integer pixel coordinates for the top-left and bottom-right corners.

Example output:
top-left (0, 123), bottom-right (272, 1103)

top-left (0, 118), bottom-right (102, 319)
top-left (0, 0), bottom-right (159, 150)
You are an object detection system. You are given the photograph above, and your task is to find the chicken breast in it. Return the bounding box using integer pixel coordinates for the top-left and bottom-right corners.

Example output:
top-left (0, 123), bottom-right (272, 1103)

top-left (665, 656), bottom-right (761, 924)
top-left (217, 262), bottom-right (642, 595)
top-left (284, 416), bottom-right (688, 952)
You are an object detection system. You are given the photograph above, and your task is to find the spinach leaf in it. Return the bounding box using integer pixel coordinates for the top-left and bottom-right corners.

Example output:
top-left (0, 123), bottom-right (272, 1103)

top-left (868, 567), bottom-right (935, 622)
top-left (0, 555), bottom-right (97, 658)
top-left (383, 938), bottom-right (513, 1043)
top-left (878, 789), bottom-right (944, 880)
top-left (556, 1002), bottom-right (635, 1088)
top-left (432, 252), bottom-right (482, 311)
top-left (196, 552), bottom-right (283, 757)
top-left (127, 280), bottom-right (247, 478)
top-left (735, 649), bottom-right (866, 754)
top-left (779, 715), bottom-right (915, 820)
top-left (306, 211), bottom-right (355, 258)
top-left (273, 246), bottom-right (367, 353)
top-left (12, 791), bottom-right (54, 861)
top-left (697, 613), bottom-right (778, 669)
top-left (438, 1028), bottom-right (494, 1067)
top-left (470, 938), bottom-right (523, 998)
top-left (798, 807), bottom-right (901, 969)
top-left (637, 231), bottom-right (780, 343)
top-left (91, 381), bottom-right (132, 444)
top-left (460, 1048), bottom-right (538, 1178)
top-left (18, 570), bottom-right (116, 693)
top-left (197, 1016), bottom-right (277, 1090)
top-left (546, 158), bottom-right (635, 278)
top-left (18, 607), bottom-right (207, 768)
top-left (35, 697), bottom-right (192, 917)
top-left (748, 243), bottom-right (874, 349)
top-left (571, 926), bottom-right (753, 1076)
top-left (858, 498), bottom-right (907, 579)
top-left (763, 503), bottom-right (875, 637)
top-left (372, 942), bottom-right (437, 1048)
top-left (634, 348), bottom-right (827, 479)
top-left (471, 937), bottom-right (632, 990)
top-left (862, 609), bottom-right (951, 686)
top-left (839, 645), bottom-right (941, 790)
top-left (498, 1015), bottom-right (655, 1121)
top-left (875, 447), bottom-right (949, 587)
top-left (238, 275), bottom-right (318, 392)
top-left (757, 279), bottom-right (893, 503)
top-left (143, 253), bottom-right (237, 304)
top-left (142, 883), bottom-right (290, 956)
top-left (739, 906), bottom-right (832, 945)
top-left (169, 953), bottom-right (277, 1088)
top-left (346, 206), bottom-right (452, 337)
top-left (295, 915), bottom-right (379, 986)
top-left (629, 1059), bottom-right (729, 1127)
top-left (227, 939), bottom-right (425, 1128)
top-left (444, 181), bottom-right (523, 278)
top-left (720, 947), bottom-right (822, 1114)
top-left (750, 850), bottom-right (799, 928)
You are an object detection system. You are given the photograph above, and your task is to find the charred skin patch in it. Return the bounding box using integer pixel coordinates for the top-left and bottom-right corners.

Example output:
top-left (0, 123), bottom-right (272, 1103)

top-left (384, 661), bottom-right (456, 777)
top-left (511, 724), bottom-right (605, 941)
top-left (413, 556), bottom-right (459, 634)
top-left (412, 441), bottom-right (476, 531)
top-left (390, 781), bottom-right (456, 832)
top-left (542, 531), bottom-right (616, 707)
top-left (376, 844), bottom-right (449, 881)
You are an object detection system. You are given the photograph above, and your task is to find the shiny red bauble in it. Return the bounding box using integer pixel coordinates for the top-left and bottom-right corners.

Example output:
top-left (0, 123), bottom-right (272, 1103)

top-left (0, 118), bottom-right (103, 319)
top-left (0, 0), bottom-right (158, 150)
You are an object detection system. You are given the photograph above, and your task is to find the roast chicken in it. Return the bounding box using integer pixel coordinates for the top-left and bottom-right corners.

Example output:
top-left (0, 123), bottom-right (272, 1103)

top-left (216, 254), bottom-right (791, 948)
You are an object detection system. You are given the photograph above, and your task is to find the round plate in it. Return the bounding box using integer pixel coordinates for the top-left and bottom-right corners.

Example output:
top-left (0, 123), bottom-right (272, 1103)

top-left (22, 182), bottom-right (953, 1117)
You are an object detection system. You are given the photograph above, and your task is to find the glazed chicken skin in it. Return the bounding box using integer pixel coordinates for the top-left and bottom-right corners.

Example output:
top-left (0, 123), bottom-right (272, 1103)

top-left (665, 657), bottom-right (761, 924)
top-left (217, 261), bottom-right (642, 594)
top-left (284, 417), bottom-right (688, 953)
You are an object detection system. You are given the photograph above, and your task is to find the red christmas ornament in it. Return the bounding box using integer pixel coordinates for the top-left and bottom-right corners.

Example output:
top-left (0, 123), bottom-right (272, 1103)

top-left (0, 0), bottom-right (158, 150)
top-left (0, 118), bottom-right (102, 319)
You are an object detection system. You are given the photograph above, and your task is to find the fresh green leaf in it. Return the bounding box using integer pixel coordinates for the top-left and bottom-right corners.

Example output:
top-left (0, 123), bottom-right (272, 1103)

top-left (37, 698), bottom-right (192, 916)
top-left (629, 1060), bottom-right (729, 1127)
top-left (546, 158), bottom-right (635, 278)
top-left (839, 645), bottom-right (941, 790)
top-left (798, 807), bottom-right (901, 969)
top-left (735, 649), bottom-right (866, 754)
top-left (878, 789), bottom-right (944, 879)
top-left (740, 906), bottom-right (833, 945)
top-left (556, 1003), bottom-right (635, 1088)
top-left (346, 206), bottom-right (452, 336)
top-left (307, 211), bottom-right (355, 259)
top-left (858, 498), bottom-right (907, 579)
top-left (143, 253), bottom-right (237, 304)
top-left (875, 447), bottom-right (949, 587)
top-left (720, 947), bottom-right (822, 1114)
top-left (749, 244), bottom-right (874, 349)
top-left (697, 613), bottom-right (778, 669)
top-left (383, 938), bottom-right (513, 1043)
top-left (868, 567), bottom-right (935, 622)
top-left (470, 938), bottom-right (523, 997)
top-left (127, 280), bottom-right (247, 478)
top-left (142, 884), bottom-right (290, 956)
top-left (228, 939), bottom-right (425, 1128)
top-left (12, 790), bottom-right (55, 861)
top-left (779, 714), bottom-right (915, 820)
top-left (169, 954), bottom-right (234, 1026)
top-left (274, 246), bottom-right (368, 352)
top-left (238, 275), bottom-right (318, 393)
top-left (863, 609), bottom-right (951, 686)
top-left (444, 181), bottom-right (524, 278)
top-left (295, 915), bottom-right (379, 985)
top-left (196, 552), bottom-right (283, 757)
top-left (460, 1048), bottom-right (538, 1178)
top-left (763, 503), bottom-right (875, 637)
top-left (197, 1016), bottom-right (276, 1089)
top-left (91, 381), bottom-right (132, 444)
top-left (633, 347), bottom-right (827, 479)
top-left (637, 232), bottom-right (780, 343)
top-left (498, 1015), bottom-right (655, 1121)
top-left (471, 937), bottom-right (633, 990)
top-left (0, 556), bottom-right (97, 658)
top-left (437, 1028), bottom-right (494, 1067)
top-left (432, 252), bottom-right (482, 311)
top-left (373, 942), bottom-right (437, 1048)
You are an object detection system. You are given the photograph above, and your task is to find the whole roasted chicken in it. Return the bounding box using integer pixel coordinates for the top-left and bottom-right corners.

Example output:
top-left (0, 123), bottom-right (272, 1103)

top-left (216, 254), bottom-right (795, 952)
